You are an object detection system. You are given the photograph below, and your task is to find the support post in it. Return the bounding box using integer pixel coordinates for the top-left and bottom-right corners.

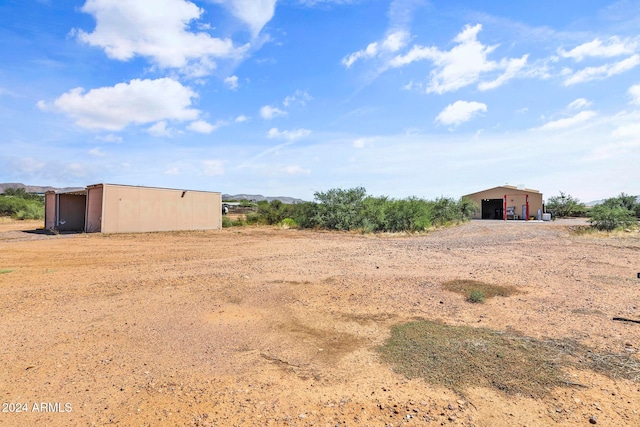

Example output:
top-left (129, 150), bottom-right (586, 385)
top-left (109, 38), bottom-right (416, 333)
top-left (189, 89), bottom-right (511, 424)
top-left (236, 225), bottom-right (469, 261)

top-left (503, 195), bottom-right (507, 221)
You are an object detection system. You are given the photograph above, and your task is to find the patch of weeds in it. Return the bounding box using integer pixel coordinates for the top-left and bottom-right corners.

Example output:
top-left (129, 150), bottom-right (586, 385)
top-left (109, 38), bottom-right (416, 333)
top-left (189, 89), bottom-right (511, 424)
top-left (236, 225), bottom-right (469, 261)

top-left (443, 279), bottom-right (520, 302)
top-left (378, 320), bottom-right (640, 397)
top-left (279, 218), bottom-right (298, 229)
top-left (567, 225), bottom-right (592, 236)
top-left (0, 269), bottom-right (14, 274)
top-left (571, 308), bottom-right (605, 316)
top-left (468, 290), bottom-right (485, 303)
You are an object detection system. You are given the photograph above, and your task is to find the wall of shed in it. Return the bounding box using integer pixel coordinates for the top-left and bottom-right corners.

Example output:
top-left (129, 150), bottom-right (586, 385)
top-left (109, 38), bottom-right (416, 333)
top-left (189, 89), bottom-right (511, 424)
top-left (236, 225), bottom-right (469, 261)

top-left (85, 186), bottom-right (103, 233)
top-left (464, 188), bottom-right (543, 220)
top-left (99, 185), bottom-right (221, 233)
top-left (45, 192), bottom-right (56, 230)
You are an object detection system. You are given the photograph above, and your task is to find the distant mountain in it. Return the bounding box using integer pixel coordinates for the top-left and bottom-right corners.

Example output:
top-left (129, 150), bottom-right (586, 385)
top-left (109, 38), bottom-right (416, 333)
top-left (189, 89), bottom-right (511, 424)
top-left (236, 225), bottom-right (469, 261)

top-left (0, 182), bottom-right (84, 194)
top-left (585, 196), bottom-right (640, 207)
top-left (223, 194), bottom-right (306, 204)
top-left (0, 184), bottom-right (307, 204)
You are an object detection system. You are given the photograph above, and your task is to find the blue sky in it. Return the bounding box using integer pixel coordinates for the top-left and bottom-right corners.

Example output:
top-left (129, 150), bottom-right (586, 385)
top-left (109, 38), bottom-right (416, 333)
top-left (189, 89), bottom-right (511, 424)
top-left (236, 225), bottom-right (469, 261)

top-left (1, 0), bottom-right (639, 201)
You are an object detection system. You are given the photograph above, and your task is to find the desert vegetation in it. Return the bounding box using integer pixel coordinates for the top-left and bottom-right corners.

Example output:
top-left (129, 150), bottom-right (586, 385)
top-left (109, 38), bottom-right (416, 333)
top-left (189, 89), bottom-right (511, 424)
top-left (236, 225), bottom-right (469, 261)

top-left (378, 320), bottom-right (640, 397)
top-left (223, 186), bottom-right (478, 232)
top-left (588, 193), bottom-right (640, 231)
top-left (0, 187), bottom-right (44, 220)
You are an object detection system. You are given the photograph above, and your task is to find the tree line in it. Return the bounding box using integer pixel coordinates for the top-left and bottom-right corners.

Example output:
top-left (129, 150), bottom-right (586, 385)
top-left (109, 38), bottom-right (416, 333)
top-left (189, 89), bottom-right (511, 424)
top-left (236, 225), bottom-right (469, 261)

top-left (546, 192), bottom-right (639, 231)
top-left (0, 188), bottom-right (45, 220)
top-left (224, 187), bottom-right (478, 232)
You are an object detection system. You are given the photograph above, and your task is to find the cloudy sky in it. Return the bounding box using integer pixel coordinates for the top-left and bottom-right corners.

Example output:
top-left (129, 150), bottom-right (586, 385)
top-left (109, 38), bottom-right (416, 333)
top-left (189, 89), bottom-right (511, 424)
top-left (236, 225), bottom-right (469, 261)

top-left (1, 0), bottom-right (639, 201)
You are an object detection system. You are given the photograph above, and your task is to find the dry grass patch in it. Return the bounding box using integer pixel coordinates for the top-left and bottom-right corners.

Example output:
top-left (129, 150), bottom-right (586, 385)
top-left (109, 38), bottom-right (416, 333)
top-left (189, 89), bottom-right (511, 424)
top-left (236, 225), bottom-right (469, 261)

top-left (0, 269), bottom-right (13, 274)
top-left (442, 279), bottom-right (520, 303)
top-left (378, 320), bottom-right (640, 397)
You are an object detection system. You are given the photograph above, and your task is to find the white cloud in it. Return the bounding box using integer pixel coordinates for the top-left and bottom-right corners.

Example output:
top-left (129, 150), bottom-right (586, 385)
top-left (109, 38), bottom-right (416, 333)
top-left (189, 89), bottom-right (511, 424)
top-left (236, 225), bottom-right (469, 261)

top-left (235, 114), bottom-right (249, 122)
top-left (568, 98), bottom-right (592, 110)
top-left (164, 166), bottom-right (180, 175)
top-left (629, 84), bottom-right (640, 105)
top-left (187, 120), bottom-right (223, 134)
top-left (279, 165), bottom-right (311, 175)
top-left (95, 134), bottom-right (122, 143)
top-left (202, 159), bottom-right (224, 176)
top-left (478, 55), bottom-right (528, 91)
top-left (537, 110), bottom-right (597, 131)
top-left (76, 0), bottom-right (248, 76)
top-left (435, 100), bottom-right (487, 127)
top-left (558, 37), bottom-right (638, 61)
top-left (612, 122), bottom-right (640, 138)
top-left (267, 127), bottom-right (311, 141)
top-left (283, 90), bottom-right (313, 107)
top-left (390, 24), bottom-right (526, 94)
top-left (224, 75), bottom-right (239, 90)
top-left (564, 55), bottom-right (640, 86)
top-left (11, 157), bottom-right (46, 174)
top-left (342, 30), bottom-right (410, 68)
top-left (147, 121), bottom-right (174, 137)
top-left (260, 105), bottom-right (287, 119)
top-left (88, 147), bottom-right (106, 156)
top-left (353, 138), bottom-right (369, 148)
top-left (38, 78), bottom-right (200, 131)
top-left (215, 0), bottom-right (276, 37)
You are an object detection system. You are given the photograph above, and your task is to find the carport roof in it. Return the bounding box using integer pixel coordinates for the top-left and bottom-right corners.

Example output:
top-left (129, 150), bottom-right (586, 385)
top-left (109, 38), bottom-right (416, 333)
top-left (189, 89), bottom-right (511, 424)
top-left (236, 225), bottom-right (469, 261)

top-left (45, 188), bottom-right (86, 196)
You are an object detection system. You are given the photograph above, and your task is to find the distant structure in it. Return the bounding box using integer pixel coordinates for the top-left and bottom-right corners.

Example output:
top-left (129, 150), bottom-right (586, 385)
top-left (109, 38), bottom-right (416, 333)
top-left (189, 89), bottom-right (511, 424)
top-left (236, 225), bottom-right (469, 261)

top-left (45, 183), bottom-right (222, 233)
top-left (463, 185), bottom-right (544, 220)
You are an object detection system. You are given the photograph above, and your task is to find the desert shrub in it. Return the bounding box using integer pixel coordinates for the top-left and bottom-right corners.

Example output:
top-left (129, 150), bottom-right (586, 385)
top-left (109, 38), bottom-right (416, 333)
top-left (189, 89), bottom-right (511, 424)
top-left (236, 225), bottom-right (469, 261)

top-left (221, 216), bottom-right (234, 227)
top-left (291, 202), bottom-right (319, 229)
top-left (360, 196), bottom-right (388, 232)
top-left (588, 203), bottom-right (637, 231)
top-left (279, 218), bottom-right (297, 229)
top-left (430, 197), bottom-right (460, 226)
top-left (546, 192), bottom-right (586, 218)
top-left (383, 197), bottom-right (432, 232)
top-left (255, 199), bottom-right (298, 225)
top-left (0, 193), bottom-right (45, 220)
top-left (244, 213), bottom-right (260, 224)
top-left (313, 187), bottom-right (368, 231)
top-left (468, 290), bottom-right (486, 303)
top-left (600, 193), bottom-right (640, 218)
top-left (15, 204), bottom-right (44, 220)
top-left (457, 196), bottom-right (479, 220)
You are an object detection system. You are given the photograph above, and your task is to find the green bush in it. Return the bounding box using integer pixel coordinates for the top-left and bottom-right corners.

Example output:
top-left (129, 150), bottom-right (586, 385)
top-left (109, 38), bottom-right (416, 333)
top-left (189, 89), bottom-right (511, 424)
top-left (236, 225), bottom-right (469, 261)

top-left (279, 218), bottom-right (297, 229)
top-left (0, 192), bottom-right (45, 220)
top-left (221, 216), bottom-right (234, 228)
top-left (468, 290), bottom-right (486, 303)
top-left (291, 202), bottom-right (319, 229)
top-left (588, 203), bottom-right (637, 231)
top-left (600, 193), bottom-right (640, 218)
top-left (15, 204), bottom-right (44, 220)
top-left (313, 187), bottom-right (367, 231)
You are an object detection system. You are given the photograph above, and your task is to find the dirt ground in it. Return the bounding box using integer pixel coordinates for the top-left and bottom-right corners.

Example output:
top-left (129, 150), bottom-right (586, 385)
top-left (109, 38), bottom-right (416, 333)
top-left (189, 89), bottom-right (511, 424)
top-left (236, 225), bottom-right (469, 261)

top-left (1, 218), bottom-right (639, 426)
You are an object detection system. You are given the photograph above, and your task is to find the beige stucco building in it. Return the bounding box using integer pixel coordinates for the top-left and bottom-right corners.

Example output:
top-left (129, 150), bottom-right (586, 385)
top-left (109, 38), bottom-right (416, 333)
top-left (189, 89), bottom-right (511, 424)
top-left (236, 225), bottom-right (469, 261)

top-left (463, 185), bottom-right (544, 220)
top-left (45, 183), bottom-right (222, 233)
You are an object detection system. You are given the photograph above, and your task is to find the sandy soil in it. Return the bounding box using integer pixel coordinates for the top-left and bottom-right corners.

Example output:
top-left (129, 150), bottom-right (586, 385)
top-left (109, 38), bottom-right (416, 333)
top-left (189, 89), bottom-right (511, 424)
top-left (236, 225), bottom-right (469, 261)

top-left (0, 218), bottom-right (639, 426)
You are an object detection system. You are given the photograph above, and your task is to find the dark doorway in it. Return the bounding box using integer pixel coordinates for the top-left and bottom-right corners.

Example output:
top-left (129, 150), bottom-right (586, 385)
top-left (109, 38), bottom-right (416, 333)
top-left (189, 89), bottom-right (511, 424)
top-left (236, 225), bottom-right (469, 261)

top-left (481, 199), bottom-right (503, 220)
top-left (58, 194), bottom-right (86, 231)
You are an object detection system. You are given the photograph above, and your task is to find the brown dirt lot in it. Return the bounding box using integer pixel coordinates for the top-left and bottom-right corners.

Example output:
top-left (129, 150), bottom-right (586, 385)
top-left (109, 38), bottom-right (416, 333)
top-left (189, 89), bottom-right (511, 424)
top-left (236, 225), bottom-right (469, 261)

top-left (1, 218), bottom-right (639, 426)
